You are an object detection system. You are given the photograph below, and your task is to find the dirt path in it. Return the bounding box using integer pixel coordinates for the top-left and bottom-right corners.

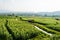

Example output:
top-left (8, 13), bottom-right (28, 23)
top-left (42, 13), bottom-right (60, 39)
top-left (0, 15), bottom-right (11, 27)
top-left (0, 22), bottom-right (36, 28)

top-left (34, 26), bottom-right (52, 36)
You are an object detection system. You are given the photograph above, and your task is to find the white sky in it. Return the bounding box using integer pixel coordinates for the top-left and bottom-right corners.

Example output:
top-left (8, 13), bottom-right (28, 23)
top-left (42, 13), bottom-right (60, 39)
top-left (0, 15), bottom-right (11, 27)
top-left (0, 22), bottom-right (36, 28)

top-left (0, 0), bottom-right (60, 12)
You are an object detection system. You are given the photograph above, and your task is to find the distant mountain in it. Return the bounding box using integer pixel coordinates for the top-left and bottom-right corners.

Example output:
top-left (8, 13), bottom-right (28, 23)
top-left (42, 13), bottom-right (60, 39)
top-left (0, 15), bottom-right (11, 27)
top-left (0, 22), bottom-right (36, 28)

top-left (37, 11), bottom-right (60, 16)
top-left (0, 10), bottom-right (60, 16)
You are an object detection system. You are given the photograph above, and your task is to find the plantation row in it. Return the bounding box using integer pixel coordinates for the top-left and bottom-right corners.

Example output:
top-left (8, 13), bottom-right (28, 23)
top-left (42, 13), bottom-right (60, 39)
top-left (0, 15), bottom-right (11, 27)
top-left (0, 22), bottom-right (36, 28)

top-left (7, 19), bottom-right (50, 40)
top-left (0, 18), bottom-right (50, 40)
top-left (33, 23), bottom-right (60, 35)
top-left (33, 18), bottom-right (60, 34)
top-left (0, 16), bottom-right (60, 40)
top-left (22, 17), bottom-right (60, 33)
top-left (22, 17), bottom-right (60, 40)
top-left (33, 18), bottom-right (60, 32)
top-left (0, 19), bottom-right (13, 40)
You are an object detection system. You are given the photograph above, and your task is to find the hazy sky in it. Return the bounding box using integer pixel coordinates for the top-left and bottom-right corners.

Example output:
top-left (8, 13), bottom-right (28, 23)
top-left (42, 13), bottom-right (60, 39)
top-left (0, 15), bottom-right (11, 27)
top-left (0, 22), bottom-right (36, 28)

top-left (0, 0), bottom-right (60, 12)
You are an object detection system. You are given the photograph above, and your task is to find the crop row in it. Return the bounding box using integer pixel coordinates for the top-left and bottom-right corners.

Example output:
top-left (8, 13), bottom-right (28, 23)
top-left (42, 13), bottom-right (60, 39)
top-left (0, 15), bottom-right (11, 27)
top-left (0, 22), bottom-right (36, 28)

top-left (23, 17), bottom-right (60, 33)
top-left (33, 23), bottom-right (60, 35)
top-left (7, 19), bottom-right (49, 40)
top-left (0, 19), bottom-right (12, 40)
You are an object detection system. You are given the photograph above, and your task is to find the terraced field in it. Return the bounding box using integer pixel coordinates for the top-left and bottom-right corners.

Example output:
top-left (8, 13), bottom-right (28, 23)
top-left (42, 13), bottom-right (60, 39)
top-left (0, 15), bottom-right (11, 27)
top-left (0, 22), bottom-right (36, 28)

top-left (0, 16), bottom-right (60, 40)
top-left (22, 17), bottom-right (60, 40)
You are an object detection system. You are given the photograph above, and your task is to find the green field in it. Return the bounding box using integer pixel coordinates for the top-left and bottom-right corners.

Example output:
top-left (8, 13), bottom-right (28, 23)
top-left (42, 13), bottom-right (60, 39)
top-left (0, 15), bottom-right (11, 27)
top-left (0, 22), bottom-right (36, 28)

top-left (0, 16), bottom-right (60, 40)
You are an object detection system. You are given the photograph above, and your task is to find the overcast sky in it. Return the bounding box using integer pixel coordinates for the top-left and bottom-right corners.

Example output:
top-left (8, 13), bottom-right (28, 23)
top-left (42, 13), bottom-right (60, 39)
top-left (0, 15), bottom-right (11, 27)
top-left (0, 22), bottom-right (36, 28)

top-left (0, 0), bottom-right (60, 12)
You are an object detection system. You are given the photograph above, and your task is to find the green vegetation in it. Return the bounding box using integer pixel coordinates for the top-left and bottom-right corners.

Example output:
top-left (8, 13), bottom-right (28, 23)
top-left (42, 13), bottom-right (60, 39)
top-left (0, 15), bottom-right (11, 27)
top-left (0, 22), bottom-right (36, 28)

top-left (33, 23), bottom-right (60, 35)
top-left (0, 19), bottom-right (12, 40)
top-left (7, 19), bottom-right (49, 40)
top-left (0, 16), bottom-right (60, 40)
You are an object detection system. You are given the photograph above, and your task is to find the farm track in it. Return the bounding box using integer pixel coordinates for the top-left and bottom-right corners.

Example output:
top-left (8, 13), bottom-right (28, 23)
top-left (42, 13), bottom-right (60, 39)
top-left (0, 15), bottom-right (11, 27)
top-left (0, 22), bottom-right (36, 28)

top-left (34, 26), bottom-right (52, 36)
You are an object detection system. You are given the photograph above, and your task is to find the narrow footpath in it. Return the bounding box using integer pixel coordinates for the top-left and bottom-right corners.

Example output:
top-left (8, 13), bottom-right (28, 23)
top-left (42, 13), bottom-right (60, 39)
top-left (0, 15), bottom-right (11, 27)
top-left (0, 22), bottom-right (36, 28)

top-left (34, 26), bottom-right (52, 36)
